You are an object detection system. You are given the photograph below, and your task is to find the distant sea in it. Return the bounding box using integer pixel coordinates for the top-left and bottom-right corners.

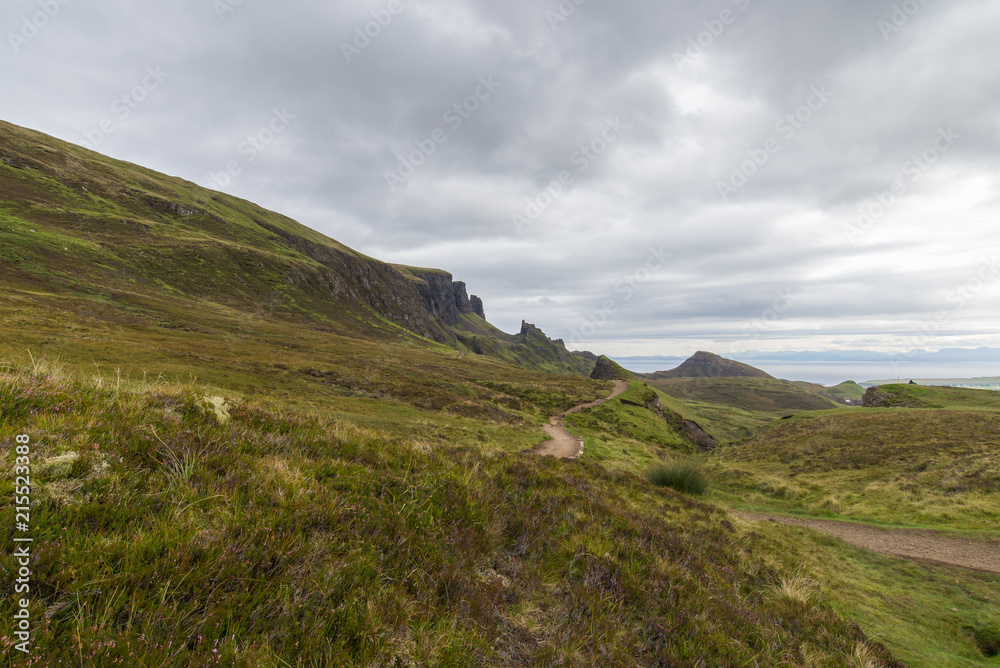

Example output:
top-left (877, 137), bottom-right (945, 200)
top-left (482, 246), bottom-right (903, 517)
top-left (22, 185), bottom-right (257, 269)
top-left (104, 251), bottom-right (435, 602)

top-left (610, 356), bottom-right (1000, 387)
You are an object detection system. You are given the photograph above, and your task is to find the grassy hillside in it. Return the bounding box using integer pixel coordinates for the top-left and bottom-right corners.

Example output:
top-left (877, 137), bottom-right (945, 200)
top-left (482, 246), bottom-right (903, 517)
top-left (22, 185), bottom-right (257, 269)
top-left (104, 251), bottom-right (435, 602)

top-left (0, 120), bottom-right (591, 376)
top-left (0, 362), bottom-right (910, 667)
top-left (645, 376), bottom-right (843, 443)
top-left (824, 381), bottom-right (866, 401)
top-left (650, 377), bottom-right (842, 414)
top-left (562, 382), bottom-right (694, 473)
top-left (0, 121), bottom-right (452, 342)
top-left (6, 119), bottom-right (1000, 665)
top-left (456, 320), bottom-right (595, 376)
top-left (711, 408), bottom-right (1000, 534)
top-left (865, 383), bottom-right (1000, 410)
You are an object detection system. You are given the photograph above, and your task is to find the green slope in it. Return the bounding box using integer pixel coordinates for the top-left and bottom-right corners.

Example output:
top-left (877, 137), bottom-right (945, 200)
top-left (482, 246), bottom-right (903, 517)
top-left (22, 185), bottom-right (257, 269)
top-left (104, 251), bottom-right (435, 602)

top-left (711, 407), bottom-right (1000, 532)
top-left (0, 364), bottom-right (908, 666)
top-left (823, 380), bottom-right (866, 400)
top-left (0, 120), bottom-right (460, 341)
top-left (0, 120), bottom-right (596, 377)
top-left (642, 376), bottom-right (843, 443)
top-left (864, 383), bottom-right (1000, 410)
top-left (649, 377), bottom-right (842, 413)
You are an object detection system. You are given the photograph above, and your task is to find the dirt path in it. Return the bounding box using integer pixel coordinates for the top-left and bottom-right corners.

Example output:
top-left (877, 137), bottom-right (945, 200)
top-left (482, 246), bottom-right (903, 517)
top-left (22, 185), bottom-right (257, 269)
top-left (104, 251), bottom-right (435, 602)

top-left (737, 511), bottom-right (1000, 574)
top-left (533, 380), bottom-right (630, 459)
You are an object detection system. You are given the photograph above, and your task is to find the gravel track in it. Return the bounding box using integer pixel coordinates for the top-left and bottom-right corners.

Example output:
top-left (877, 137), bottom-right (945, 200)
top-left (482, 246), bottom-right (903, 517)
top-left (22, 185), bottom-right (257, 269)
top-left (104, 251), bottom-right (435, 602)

top-left (737, 511), bottom-right (1000, 574)
top-left (533, 380), bottom-right (630, 459)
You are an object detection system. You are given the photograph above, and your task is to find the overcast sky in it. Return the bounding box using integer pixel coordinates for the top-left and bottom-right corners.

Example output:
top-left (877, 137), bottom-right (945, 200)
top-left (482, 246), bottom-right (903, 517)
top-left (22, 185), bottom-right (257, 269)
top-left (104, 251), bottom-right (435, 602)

top-left (4, 0), bottom-right (1000, 359)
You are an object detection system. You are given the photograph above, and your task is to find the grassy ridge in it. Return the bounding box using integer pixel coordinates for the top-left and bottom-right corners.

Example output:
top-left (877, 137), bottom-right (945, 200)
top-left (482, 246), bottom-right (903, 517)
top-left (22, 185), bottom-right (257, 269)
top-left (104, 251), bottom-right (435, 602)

top-left (0, 120), bottom-right (437, 340)
top-left (0, 363), bottom-right (904, 666)
top-left (0, 286), bottom-right (603, 438)
top-left (0, 119), bottom-right (592, 377)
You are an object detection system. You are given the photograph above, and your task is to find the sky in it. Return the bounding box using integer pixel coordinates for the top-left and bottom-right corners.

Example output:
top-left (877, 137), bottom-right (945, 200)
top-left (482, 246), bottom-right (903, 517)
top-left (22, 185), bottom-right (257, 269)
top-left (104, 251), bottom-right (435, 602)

top-left (3, 0), bottom-right (1000, 362)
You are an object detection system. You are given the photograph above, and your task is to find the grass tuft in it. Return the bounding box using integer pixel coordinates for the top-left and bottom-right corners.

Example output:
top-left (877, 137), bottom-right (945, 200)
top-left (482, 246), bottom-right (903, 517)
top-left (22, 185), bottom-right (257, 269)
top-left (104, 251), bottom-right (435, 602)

top-left (771, 572), bottom-right (819, 604)
top-left (645, 460), bottom-right (708, 495)
top-left (964, 623), bottom-right (1000, 658)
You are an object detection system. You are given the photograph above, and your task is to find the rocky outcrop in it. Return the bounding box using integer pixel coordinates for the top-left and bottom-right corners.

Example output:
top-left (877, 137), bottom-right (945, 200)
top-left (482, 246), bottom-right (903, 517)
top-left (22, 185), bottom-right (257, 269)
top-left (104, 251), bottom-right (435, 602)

top-left (238, 221), bottom-right (456, 343)
top-left (459, 321), bottom-right (595, 376)
top-left (681, 420), bottom-right (719, 452)
top-left (453, 281), bottom-right (485, 319)
top-left (590, 355), bottom-right (633, 381)
top-left (862, 385), bottom-right (928, 408)
top-left (469, 294), bottom-right (485, 319)
top-left (408, 270), bottom-right (486, 326)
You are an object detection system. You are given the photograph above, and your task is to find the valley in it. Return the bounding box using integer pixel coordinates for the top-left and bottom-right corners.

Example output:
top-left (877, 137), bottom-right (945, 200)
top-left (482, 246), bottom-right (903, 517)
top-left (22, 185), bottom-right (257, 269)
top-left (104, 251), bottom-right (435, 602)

top-left (2, 120), bottom-right (1000, 667)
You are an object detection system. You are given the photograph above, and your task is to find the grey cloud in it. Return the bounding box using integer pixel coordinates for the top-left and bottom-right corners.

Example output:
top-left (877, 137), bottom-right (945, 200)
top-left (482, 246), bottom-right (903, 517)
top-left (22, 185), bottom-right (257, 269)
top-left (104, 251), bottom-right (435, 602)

top-left (4, 0), bottom-right (999, 354)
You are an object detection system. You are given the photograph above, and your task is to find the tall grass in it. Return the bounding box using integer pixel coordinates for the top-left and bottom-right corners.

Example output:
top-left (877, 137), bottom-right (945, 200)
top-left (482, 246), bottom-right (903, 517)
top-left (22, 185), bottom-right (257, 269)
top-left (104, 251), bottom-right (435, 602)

top-left (645, 460), bottom-right (708, 495)
top-left (0, 358), bottom-right (906, 666)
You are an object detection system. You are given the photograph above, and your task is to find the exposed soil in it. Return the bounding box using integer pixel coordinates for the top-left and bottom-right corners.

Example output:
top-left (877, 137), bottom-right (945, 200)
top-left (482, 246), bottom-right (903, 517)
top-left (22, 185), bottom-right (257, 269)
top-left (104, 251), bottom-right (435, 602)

top-left (737, 511), bottom-right (1000, 574)
top-left (533, 380), bottom-right (630, 459)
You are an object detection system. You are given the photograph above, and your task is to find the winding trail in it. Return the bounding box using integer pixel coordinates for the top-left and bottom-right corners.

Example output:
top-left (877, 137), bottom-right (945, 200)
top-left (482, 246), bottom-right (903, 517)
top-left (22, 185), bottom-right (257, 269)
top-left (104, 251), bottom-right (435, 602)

top-left (737, 511), bottom-right (1000, 574)
top-left (533, 380), bottom-right (630, 459)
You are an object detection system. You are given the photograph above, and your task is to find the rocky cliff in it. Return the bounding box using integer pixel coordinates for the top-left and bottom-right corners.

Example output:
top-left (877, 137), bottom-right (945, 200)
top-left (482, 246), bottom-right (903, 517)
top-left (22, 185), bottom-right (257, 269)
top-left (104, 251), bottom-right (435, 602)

top-left (404, 269), bottom-right (486, 325)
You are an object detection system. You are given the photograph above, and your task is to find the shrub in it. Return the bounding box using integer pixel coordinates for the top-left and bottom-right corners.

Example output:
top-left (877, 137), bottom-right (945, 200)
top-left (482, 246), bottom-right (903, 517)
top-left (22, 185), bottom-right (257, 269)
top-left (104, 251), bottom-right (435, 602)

top-left (645, 460), bottom-right (708, 495)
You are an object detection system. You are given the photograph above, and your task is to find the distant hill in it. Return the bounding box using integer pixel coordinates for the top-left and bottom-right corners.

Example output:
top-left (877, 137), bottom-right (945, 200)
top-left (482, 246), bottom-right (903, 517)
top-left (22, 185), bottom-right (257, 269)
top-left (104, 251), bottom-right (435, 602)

top-left (643, 351), bottom-right (773, 379)
top-left (824, 381), bottom-right (865, 399)
top-left (633, 352), bottom-right (840, 442)
top-left (821, 381), bottom-right (866, 404)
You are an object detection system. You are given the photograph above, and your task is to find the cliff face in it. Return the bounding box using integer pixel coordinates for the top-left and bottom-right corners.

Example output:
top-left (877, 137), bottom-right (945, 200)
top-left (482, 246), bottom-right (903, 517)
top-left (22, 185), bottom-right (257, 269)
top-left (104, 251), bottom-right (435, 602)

top-left (407, 270), bottom-right (486, 326)
top-left (453, 281), bottom-right (486, 320)
top-left (469, 294), bottom-right (486, 320)
top-left (252, 222), bottom-right (454, 342)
